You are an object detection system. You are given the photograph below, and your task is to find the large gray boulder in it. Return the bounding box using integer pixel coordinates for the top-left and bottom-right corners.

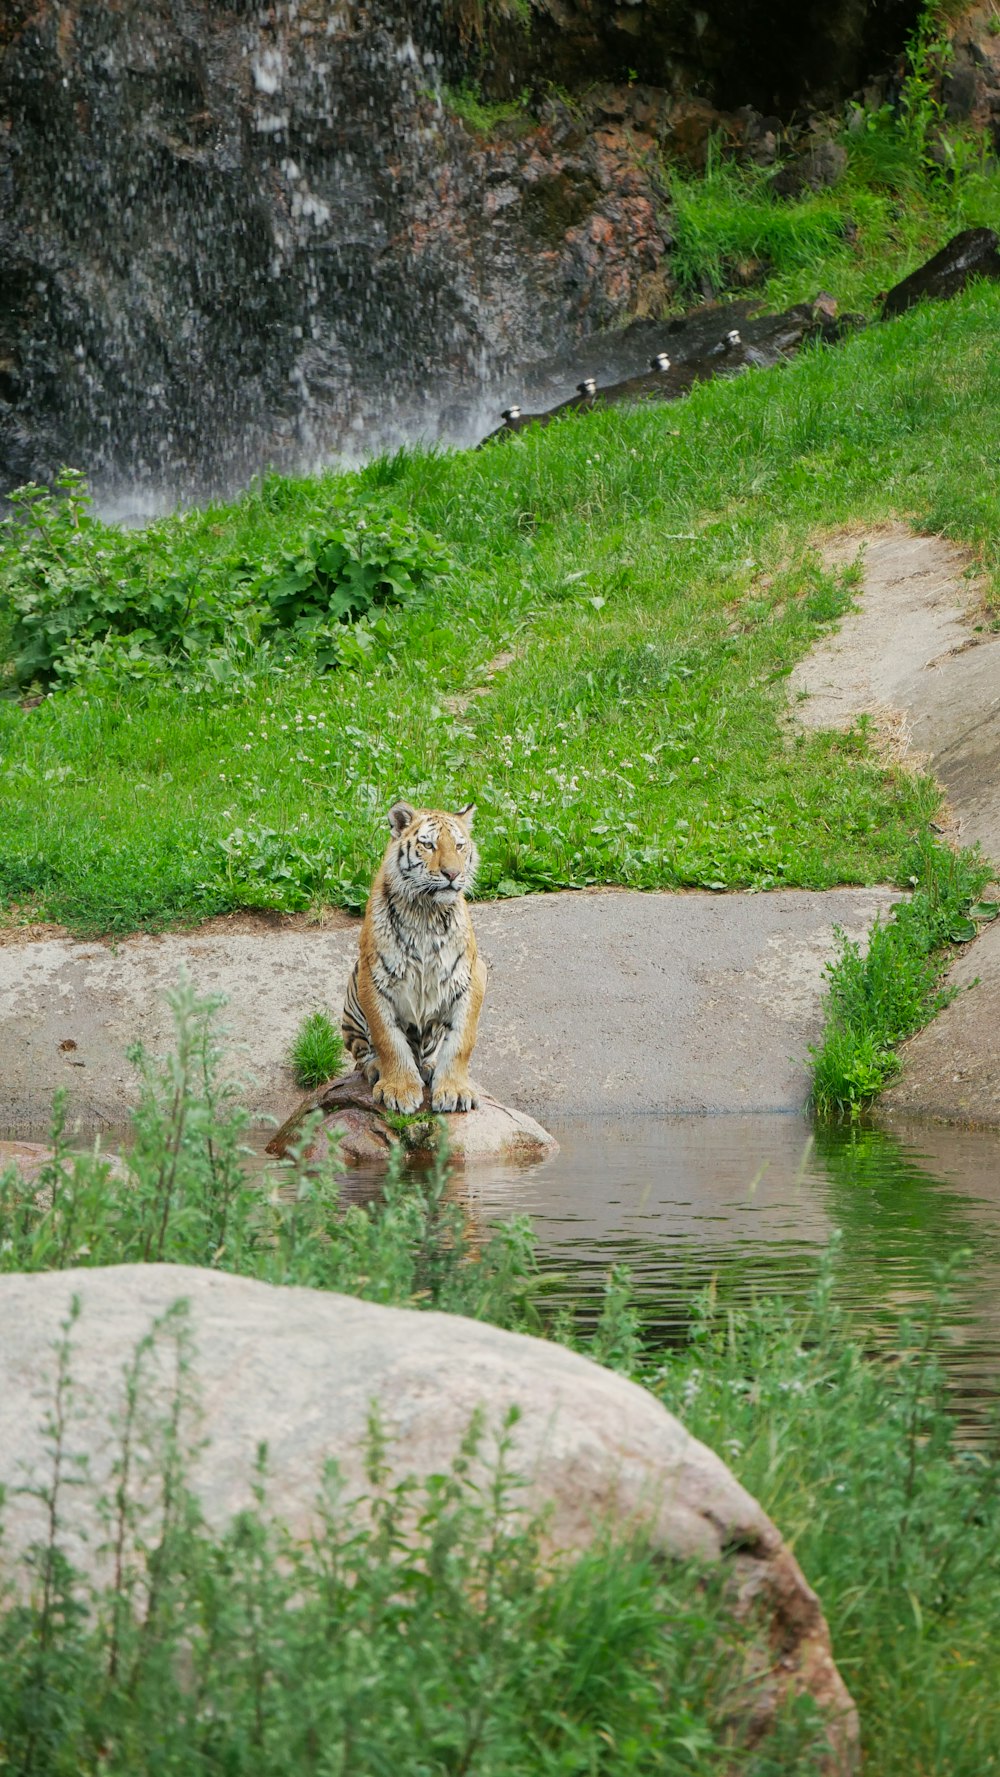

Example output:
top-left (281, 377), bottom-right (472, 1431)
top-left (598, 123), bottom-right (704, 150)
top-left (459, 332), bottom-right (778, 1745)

top-left (0, 1264), bottom-right (858, 1770)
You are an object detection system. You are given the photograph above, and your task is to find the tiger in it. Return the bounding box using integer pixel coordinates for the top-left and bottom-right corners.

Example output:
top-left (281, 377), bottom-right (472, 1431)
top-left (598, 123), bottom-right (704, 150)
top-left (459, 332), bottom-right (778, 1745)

top-left (341, 800), bottom-right (487, 1115)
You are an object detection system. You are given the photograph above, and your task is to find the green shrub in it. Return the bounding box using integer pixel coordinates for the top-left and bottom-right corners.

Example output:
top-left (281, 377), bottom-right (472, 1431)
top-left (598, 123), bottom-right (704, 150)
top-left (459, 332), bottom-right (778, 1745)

top-left (257, 509), bottom-right (453, 669)
top-left (810, 835), bottom-right (997, 1116)
top-left (0, 472), bottom-right (246, 689)
top-left (0, 476), bottom-right (452, 689)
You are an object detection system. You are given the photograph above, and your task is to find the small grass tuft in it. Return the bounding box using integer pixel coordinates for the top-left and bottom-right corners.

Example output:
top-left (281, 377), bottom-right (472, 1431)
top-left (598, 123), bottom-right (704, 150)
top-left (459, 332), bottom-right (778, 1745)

top-left (288, 1009), bottom-right (345, 1089)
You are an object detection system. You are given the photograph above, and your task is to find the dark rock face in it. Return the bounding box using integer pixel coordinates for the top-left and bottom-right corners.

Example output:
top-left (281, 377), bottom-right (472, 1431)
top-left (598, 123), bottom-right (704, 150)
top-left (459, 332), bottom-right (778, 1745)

top-left (0, 1), bottom-right (670, 498)
top-left (880, 227), bottom-right (1000, 317)
top-left (483, 0), bottom-right (922, 116)
top-left (0, 0), bottom-right (925, 499)
top-left (941, 7), bottom-right (1000, 146)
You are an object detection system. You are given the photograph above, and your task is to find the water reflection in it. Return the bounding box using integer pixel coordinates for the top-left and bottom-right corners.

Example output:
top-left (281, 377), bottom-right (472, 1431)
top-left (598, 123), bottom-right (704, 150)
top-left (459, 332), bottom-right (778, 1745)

top-left (462, 1114), bottom-right (1000, 1427)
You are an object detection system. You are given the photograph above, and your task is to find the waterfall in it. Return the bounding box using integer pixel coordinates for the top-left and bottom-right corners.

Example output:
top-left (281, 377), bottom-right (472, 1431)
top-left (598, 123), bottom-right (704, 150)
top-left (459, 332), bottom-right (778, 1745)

top-left (0, 0), bottom-right (922, 507)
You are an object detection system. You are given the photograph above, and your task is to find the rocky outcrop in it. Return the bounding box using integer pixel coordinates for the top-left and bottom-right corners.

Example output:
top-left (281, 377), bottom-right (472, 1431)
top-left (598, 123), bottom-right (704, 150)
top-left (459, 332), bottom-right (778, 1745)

top-left (0, 0), bottom-right (930, 498)
top-left (0, 1263), bottom-right (860, 1769)
top-left (266, 1068), bottom-right (559, 1166)
top-left (880, 226), bottom-right (1000, 317)
top-left (0, 1), bottom-right (672, 497)
top-left (940, 2), bottom-right (1000, 147)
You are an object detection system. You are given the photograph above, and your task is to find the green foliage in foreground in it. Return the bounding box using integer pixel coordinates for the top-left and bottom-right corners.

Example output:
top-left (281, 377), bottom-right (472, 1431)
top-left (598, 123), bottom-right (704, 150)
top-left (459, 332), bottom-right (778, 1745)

top-left (2, 984), bottom-right (1000, 1774)
top-left (0, 982), bottom-right (540, 1326)
top-left (811, 836), bottom-right (998, 1115)
top-left (288, 1007), bottom-right (345, 1089)
top-left (0, 1314), bottom-right (826, 1777)
top-left (11, 284), bottom-right (1000, 931)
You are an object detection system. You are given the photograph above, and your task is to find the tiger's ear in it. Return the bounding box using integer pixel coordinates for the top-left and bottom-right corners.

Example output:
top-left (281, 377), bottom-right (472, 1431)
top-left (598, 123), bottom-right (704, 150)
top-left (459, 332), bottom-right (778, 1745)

top-left (388, 801), bottom-right (416, 838)
top-left (454, 802), bottom-right (476, 828)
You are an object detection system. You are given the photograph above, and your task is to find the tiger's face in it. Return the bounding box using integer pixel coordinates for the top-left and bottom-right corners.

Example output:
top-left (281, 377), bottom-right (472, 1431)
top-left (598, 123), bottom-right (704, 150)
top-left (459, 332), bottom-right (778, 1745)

top-left (384, 801), bottom-right (478, 906)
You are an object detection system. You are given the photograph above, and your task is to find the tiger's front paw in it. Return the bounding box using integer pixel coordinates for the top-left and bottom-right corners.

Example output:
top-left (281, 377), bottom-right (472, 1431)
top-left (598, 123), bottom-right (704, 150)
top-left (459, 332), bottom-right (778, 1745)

top-left (431, 1075), bottom-right (479, 1114)
top-left (373, 1074), bottom-right (424, 1115)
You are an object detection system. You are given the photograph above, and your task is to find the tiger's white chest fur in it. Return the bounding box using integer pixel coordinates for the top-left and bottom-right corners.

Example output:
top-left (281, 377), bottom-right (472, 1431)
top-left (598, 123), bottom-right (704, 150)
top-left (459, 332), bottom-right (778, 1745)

top-left (370, 894), bottom-right (473, 1042)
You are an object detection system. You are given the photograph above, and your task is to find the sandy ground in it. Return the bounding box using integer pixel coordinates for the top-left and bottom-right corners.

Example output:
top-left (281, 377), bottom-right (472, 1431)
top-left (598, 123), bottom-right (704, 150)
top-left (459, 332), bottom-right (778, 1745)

top-left (791, 524), bottom-right (1000, 1126)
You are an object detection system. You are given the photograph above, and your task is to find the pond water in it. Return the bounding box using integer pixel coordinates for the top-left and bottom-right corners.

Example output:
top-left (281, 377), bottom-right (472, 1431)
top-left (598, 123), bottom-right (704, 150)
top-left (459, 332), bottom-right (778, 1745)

top-left (449, 1114), bottom-right (1000, 1433)
top-left (11, 1109), bottom-right (1000, 1432)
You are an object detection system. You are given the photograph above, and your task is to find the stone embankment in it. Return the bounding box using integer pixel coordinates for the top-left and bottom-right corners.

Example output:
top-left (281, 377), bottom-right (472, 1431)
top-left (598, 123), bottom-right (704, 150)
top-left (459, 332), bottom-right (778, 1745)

top-left (0, 1263), bottom-right (860, 1771)
top-left (791, 525), bottom-right (1000, 1126)
top-left (0, 886), bottom-right (899, 1132)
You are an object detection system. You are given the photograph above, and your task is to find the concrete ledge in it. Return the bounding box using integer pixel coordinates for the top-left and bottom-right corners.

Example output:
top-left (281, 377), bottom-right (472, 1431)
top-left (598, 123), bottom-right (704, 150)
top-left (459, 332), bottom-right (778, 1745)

top-left (0, 887), bottom-right (898, 1130)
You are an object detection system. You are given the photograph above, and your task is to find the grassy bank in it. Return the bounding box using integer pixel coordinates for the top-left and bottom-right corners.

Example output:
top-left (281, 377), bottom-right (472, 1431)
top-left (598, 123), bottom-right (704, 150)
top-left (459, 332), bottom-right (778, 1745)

top-left (811, 838), bottom-right (999, 1114)
top-left (4, 285), bottom-right (1000, 934)
top-left (666, 105), bottom-right (1000, 318)
top-left (2, 992), bottom-right (999, 1774)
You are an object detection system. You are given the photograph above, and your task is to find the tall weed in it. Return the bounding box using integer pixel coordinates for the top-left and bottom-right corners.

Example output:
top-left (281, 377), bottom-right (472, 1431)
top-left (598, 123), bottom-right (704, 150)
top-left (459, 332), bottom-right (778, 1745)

top-left (0, 980), bottom-right (548, 1325)
top-left (0, 1340), bottom-right (830, 1776)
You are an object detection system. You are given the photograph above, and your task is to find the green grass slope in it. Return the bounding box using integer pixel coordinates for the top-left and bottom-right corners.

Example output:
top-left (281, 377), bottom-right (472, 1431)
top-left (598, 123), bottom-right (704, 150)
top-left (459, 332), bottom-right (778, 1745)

top-left (2, 286), bottom-right (999, 935)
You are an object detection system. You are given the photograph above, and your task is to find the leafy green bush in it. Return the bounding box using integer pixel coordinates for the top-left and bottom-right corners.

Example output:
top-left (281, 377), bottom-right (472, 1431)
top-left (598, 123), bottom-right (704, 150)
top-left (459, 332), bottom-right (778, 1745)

top-left (257, 510), bottom-right (453, 669)
top-left (0, 472), bottom-right (243, 689)
top-left (0, 475), bottom-right (452, 689)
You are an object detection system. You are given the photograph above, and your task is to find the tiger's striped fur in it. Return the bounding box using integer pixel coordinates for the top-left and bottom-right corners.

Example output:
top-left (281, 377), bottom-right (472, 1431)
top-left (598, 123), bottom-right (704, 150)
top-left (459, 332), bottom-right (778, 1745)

top-left (341, 800), bottom-right (487, 1114)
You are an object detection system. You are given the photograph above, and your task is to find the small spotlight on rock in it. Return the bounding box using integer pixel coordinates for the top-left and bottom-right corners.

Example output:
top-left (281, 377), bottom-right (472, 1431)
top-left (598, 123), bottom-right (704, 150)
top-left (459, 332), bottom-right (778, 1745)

top-left (577, 377), bottom-right (597, 397)
top-left (501, 404), bottom-right (522, 422)
top-left (650, 352), bottom-right (671, 372)
top-left (724, 329), bottom-right (742, 349)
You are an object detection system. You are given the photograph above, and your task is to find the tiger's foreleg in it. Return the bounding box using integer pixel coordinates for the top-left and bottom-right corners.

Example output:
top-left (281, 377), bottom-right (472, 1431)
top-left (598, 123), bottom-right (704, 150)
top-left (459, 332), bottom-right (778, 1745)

top-left (341, 962), bottom-right (380, 1085)
top-left (356, 967), bottom-right (425, 1115)
top-left (429, 954), bottom-right (487, 1113)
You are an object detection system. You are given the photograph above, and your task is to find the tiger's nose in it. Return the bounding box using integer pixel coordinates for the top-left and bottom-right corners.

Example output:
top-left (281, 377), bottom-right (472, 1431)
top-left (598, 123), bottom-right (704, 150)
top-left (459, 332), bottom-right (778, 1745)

top-left (442, 866), bottom-right (460, 883)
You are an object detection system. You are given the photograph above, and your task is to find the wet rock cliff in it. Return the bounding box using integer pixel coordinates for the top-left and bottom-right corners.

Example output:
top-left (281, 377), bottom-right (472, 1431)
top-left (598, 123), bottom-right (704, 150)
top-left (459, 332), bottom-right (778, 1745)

top-left (0, 0), bottom-right (924, 499)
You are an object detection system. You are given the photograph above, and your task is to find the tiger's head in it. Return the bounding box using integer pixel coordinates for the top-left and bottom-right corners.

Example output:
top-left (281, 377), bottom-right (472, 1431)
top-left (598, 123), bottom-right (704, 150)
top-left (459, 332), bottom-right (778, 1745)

top-left (383, 801), bottom-right (479, 907)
